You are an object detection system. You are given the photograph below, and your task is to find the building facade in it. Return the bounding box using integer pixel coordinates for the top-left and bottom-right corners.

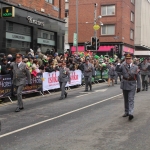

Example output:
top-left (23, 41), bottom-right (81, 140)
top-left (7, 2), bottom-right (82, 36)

top-left (64, 0), bottom-right (70, 51)
top-left (134, 0), bottom-right (150, 56)
top-left (0, 0), bottom-right (65, 55)
top-left (68, 0), bottom-right (135, 57)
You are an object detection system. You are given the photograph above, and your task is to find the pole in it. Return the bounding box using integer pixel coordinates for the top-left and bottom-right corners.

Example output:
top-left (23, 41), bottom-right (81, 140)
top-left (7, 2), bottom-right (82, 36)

top-left (94, 3), bottom-right (97, 51)
top-left (76, 0), bottom-right (78, 52)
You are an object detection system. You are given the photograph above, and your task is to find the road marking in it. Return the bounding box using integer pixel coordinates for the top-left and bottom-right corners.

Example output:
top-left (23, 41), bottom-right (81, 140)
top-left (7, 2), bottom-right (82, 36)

top-left (0, 93), bottom-right (122, 138)
top-left (77, 89), bottom-right (108, 97)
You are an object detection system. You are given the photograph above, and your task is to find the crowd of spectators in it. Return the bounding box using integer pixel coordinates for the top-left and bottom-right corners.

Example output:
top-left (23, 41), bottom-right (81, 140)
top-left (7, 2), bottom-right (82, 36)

top-left (0, 48), bottom-right (145, 77)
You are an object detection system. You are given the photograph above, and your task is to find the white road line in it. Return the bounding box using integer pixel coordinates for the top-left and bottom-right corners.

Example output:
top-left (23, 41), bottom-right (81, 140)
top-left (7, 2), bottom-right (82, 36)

top-left (0, 93), bottom-right (122, 138)
top-left (76, 89), bottom-right (108, 97)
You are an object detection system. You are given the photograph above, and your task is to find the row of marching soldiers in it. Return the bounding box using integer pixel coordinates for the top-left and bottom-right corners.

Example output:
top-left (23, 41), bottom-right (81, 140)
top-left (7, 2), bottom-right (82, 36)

top-left (107, 57), bottom-right (150, 91)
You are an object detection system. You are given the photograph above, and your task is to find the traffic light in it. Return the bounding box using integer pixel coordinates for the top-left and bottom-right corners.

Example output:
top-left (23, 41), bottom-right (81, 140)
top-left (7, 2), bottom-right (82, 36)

top-left (86, 45), bottom-right (92, 50)
top-left (97, 39), bottom-right (100, 50)
top-left (91, 37), bottom-right (96, 50)
top-left (115, 45), bottom-right (119, 55)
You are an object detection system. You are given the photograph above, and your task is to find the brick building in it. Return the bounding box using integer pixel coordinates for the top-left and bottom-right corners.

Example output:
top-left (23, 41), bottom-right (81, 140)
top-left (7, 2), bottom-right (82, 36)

top-left (69, 0), bottom-right (135, 57)
top-left (0, 0), bottom-right (65, 54)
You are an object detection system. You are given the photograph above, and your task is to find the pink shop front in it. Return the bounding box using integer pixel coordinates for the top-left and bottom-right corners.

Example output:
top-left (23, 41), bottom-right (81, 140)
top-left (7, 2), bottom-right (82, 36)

top-left (122, 46), bottom-right (134, 55)
top-left (71, 45), bottom-right (115, 55)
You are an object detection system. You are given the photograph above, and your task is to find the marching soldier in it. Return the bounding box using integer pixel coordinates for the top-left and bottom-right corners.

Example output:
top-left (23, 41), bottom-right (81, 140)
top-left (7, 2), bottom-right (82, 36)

top-left (83, 56), bottom-right (95, 92)
top-left (140, 58), bottom-right (149, 91)
top-left (11, 53), bottom-right (31, 112)
top-left (58, 62), bottom-right (71, 100)
top-left (119, 53), bottom-right (141, 121)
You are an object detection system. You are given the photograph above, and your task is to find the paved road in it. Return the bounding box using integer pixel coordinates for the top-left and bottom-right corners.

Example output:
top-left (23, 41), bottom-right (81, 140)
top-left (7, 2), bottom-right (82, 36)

top-left (0, 82), bottom-right (150, 150)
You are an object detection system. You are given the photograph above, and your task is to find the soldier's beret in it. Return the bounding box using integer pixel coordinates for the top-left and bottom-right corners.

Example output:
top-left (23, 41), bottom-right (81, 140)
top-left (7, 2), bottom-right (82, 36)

top-left (124, 53), bottom-right (133, 59)
top-left (16, 53), bottom-right (23, 58)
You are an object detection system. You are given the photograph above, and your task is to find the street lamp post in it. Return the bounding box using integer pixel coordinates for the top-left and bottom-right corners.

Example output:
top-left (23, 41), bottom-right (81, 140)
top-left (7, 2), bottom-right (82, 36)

top-left (76, 0), bottom-right (78, 52)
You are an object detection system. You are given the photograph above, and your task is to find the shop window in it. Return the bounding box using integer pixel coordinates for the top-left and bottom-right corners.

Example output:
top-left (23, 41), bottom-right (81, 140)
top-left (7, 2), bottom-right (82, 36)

top-left (57, 36), bottom-right (60, 49)
top-left (101, 25), bottom-right (115, 35)
top-left (45, 0), bottom-right (54, 4)
top-left (7, 22), bottom-right (13, 32)
top-left (43, 33), bottom-right (48, 39)
top-left (6, 22), bottom-right (31, 36)
top-left (6, 39), bottom-right (12, 47)
top-left (22, 42), bottom-right (24, 48)
top-left (101, 5), bottom-right (115, 16)
top-left (130, 29), bottom-right (134, 39)
top-left (50, 35), bottom-right (54, 40)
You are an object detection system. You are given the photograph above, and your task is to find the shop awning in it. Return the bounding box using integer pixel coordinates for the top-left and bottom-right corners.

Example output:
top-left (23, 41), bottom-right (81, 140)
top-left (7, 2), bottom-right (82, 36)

top-left (71, 46), bottom-right (84, 52)
top-left (71, 46), bottom-right (114, 52)
top-left (134, 51), bottom-right (150, 56)
top-left (98, 46), bottom-right (114, 52)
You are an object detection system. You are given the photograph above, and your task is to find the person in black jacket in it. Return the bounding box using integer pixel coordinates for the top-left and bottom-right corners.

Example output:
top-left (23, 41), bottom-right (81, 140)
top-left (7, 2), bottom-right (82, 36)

top-left (1, 58), bottom-right (10, 75)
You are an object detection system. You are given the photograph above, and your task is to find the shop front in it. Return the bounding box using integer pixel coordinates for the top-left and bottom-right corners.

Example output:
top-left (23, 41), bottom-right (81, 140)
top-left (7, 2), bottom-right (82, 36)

top-left (122, 46), bottom-right (134, 55)
top-left (0, 1), bottom-right (65, 55)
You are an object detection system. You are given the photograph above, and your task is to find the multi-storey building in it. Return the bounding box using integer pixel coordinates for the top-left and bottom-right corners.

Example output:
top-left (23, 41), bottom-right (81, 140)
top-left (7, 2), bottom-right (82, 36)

top-left (64, 0), bottom-right (70, 51)
top-left (69, 0), bottom-right (135, 57)
top-left (0, 0), bottom-right (65, 54)
top-left (134, 0), bottom-right (150, 56)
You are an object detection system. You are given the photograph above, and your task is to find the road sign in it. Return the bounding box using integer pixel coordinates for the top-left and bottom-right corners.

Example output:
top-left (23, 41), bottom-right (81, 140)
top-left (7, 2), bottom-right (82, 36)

top-left (73, 33), bottom-right (77, 46)
top-left (2, 7), bottom-right (15, 17)
top-left (93, 24), bottom-right (100, 30)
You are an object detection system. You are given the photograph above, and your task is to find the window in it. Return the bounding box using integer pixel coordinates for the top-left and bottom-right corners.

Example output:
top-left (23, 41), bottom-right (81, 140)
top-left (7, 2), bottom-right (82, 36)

top-left (65, 10), bottom-right (69, 18)
top-left (101, 25), bottom-right (115, 35)
top-left (101, 5), bottom-right (115, 16)
top-left (130, 29), bottom-right (134, 39)
top-left (43, 33), bottom-right (48, 39)
top-left (7, 22), bottom-right (13, 31)
top-left (6, 39), bottom-right (12, 47)
top-left (45, 0), bottom-right (54, 4)
top-left (131, 12), bottom-right (134, 22)
top-left (131, 0), bottom-right (135, 4)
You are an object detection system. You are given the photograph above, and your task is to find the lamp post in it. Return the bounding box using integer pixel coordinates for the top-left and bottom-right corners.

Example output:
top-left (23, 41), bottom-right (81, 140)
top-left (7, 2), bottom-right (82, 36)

top-left (76, 0), bottom-right (78, 52)
top-left (85, 3), bottom-right (103, 51)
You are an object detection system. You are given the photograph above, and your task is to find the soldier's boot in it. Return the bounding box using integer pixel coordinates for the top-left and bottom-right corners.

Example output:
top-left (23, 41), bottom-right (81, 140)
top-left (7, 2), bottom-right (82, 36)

top-left (89, 85), bottom-right (92, 91)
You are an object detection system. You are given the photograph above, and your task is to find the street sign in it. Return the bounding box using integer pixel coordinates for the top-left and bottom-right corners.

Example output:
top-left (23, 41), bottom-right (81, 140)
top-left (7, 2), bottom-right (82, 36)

top-left (73, 33), bottom-right (77, 46)
top-left (93, 24), bottom-right (100, 30)
top-left (2, 6), bottom-right (15, 17)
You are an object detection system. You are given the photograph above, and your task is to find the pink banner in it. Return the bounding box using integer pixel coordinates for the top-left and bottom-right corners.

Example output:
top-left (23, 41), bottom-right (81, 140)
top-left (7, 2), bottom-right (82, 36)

top-left (71, 46), bottom-right (114, 52)
top-left (123, 46), bottom-right (134, 54)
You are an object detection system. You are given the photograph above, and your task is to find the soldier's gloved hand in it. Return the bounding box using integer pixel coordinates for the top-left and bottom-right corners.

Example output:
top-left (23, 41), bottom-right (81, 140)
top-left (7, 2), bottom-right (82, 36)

top-left (28, 84), bottom-right (32, 86)
top-left (137, 88), bottom-right (140, 93)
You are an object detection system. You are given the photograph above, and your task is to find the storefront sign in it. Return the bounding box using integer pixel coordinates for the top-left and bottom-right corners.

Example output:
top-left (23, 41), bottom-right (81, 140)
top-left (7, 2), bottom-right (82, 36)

top-left (37, 38), bottom-right (55, 46)
top-left (6, 32), bottom-right (31, 42)
top-left (2, 7), bottom-right (15, 17)
top-left (53, 6), bottom-right (59, 12)
top-left (27, 16), bottom-right (44, 27)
